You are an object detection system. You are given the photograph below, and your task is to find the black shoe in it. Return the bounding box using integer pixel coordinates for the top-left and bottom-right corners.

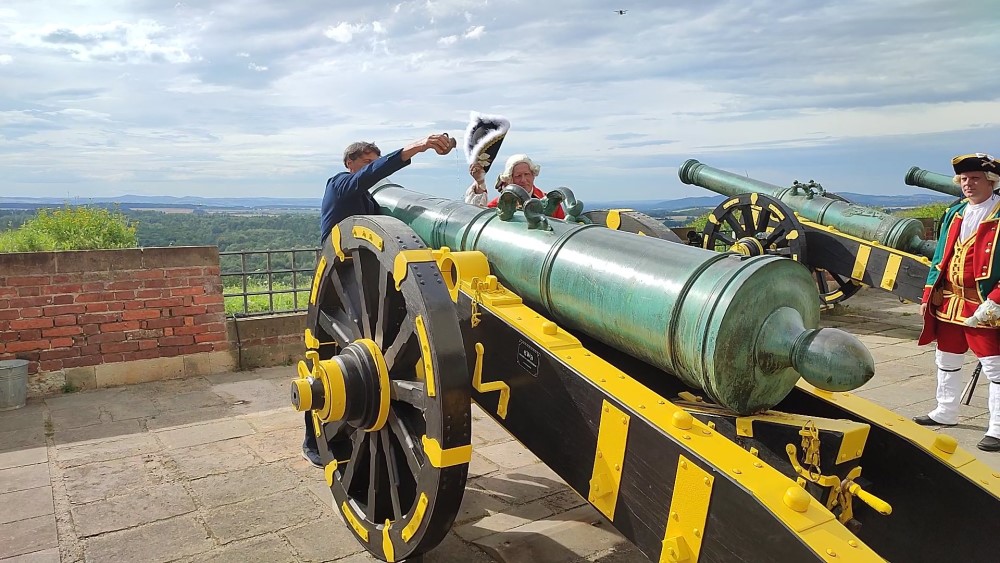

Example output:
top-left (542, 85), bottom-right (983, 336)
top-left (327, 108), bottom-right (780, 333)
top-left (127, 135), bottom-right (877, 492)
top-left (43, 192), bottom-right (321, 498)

top-left (912, 415), bottom-right (957, 427)
top-left (977, 435), bottom-right (1000, 452)
top-left (302, 447), bottom-right (323, 468)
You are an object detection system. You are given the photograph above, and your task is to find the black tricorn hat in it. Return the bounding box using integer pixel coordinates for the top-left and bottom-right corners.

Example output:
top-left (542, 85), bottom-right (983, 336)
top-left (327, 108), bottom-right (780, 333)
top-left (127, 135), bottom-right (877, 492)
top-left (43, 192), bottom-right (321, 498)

top-left (463, 111), bottom-right (510, 173)
top-left (953, 153), bottom-right (999, 175)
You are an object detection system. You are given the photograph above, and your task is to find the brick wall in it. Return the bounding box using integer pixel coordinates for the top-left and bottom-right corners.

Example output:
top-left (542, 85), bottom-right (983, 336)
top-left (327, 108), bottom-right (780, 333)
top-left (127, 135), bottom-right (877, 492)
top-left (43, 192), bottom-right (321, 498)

top-left (0, 247), bottom-right (233, 396)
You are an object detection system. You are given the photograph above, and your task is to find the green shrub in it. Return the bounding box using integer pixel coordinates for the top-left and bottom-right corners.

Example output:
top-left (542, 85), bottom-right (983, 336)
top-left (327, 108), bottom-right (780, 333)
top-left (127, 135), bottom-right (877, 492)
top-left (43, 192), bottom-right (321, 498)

top-left (894, 202), bottom-right (950, 220)
top-left (0, 206), bottom-right (138, 252)
top-left (688, 211), bottom-right (712, 233)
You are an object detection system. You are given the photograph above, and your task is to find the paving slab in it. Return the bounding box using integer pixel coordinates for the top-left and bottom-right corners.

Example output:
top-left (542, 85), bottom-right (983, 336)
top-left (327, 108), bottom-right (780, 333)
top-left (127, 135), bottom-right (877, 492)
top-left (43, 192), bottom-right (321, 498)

top-left (0, 463), bottom-right (50, 494)
top-left (0, 447), bottom-right (47, 471)
top-left (154, 418), bottom-right (255, 449)
top-left (281, 517), bottom-right (369, 562)
top-left (71, 482), bottom-right (195, 537)
top-left (83, 515), bottom-right (213, 563)
top-left (188, 463), bottom-right (301, 508)
top-left (0, 486), bottom-right (54, 525)
top-left (0, 515), bottom-right (57, 560)
top-left (474, 504), bottom-right (631, 563)
top-left (61, 455), bottom-right (167, 505)
top-left (0, 547), bottom-right (60, 562)
top-left (189, 533), bottom-right (298, 563)
top-left (163, 439), bottom-right (262, 480)
top-left (202, 488), bottom-right (321, 544)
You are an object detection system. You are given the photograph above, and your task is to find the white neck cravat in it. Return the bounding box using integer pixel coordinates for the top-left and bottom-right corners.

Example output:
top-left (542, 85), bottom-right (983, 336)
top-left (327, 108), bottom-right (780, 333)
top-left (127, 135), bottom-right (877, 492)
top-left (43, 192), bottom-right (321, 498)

top-left (960, 194), bottom-right (998, 241)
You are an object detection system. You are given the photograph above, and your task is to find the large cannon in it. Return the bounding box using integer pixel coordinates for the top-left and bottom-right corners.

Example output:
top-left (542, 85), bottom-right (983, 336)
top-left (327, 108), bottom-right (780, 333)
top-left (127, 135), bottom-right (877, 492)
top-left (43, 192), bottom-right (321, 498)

top-left (905, 166), bottom-right (961, 198)
top-left (679, 160), bottom-right (933, 306)
top-left (291, 185), bottom-right (1000, 562)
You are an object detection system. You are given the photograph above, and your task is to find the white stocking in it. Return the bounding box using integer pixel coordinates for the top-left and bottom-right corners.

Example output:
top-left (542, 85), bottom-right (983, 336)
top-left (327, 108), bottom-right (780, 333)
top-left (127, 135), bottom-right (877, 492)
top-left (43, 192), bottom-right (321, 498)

top-left (928, 350), bottom-right (965, 425)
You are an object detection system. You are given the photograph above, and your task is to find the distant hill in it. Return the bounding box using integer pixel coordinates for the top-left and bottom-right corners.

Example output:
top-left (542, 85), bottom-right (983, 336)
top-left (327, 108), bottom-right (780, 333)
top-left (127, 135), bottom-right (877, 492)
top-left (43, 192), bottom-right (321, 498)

top-left (1, 191), bottom-right (954, 213)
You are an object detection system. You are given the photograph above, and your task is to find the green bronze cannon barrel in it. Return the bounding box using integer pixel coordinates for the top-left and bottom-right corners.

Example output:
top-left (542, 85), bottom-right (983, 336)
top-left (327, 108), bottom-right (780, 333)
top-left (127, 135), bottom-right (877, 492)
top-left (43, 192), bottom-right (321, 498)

top-left (905, 166), bottom-right (961, 198)
top-left (679, 159), bottom-right (937, 259)
top-left (371, 183), bottom-right (874, 414)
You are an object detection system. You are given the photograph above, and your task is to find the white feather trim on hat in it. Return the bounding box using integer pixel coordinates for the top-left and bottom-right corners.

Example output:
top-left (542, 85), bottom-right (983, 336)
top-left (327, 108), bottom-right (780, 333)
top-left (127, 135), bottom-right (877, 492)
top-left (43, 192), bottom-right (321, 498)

top-left (463, 111), bottom-right (511, 167)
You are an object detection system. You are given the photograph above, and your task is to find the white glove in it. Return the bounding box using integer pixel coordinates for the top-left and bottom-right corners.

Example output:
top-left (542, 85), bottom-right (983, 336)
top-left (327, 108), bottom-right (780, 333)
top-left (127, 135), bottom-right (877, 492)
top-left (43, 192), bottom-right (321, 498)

top-left (964, 299), bottom-right (1000, 326)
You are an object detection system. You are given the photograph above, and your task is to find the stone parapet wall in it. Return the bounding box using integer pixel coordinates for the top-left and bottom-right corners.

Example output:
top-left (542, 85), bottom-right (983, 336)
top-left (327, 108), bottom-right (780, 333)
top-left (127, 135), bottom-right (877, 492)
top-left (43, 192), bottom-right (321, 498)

top-left (0, 247), bottom-right (233, 395)
top-left (227, 313), bottom-right (305, 372)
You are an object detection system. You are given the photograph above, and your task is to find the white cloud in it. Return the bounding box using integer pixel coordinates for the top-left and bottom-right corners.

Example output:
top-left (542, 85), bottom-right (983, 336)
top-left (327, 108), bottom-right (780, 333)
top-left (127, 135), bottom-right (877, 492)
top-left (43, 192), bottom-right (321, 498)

top-left (9, 19), bottom-right (197, 64)
top-left (1, 0), bottom-right (998, 200)
top-left (323, 22), bottom-right (364, 43)
top-left (463, 25), bottom-right (484, 39)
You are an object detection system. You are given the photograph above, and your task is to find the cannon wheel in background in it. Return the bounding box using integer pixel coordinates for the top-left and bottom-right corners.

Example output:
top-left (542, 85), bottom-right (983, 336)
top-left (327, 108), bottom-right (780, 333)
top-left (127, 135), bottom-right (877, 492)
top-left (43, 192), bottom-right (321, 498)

top-left (301, 215), bottom-right (470, 561)
top-left (701, 193), bottom-right (861, 307)
top-left (581, 209), bottom-right (683, 242)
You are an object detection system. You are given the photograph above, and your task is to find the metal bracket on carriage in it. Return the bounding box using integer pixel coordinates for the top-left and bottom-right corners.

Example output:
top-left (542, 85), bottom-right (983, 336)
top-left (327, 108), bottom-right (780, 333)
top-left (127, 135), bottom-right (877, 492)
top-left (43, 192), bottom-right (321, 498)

top-left (790, 179), bottom-right (827, 199)
top-left (496, 184), bottom-right (552, 230)
top-left (545, 187), bottom-right (585, 222)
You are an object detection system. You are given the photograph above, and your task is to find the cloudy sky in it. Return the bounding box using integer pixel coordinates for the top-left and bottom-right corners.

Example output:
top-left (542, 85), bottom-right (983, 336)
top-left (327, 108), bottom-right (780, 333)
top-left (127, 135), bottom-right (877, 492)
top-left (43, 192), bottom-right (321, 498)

top-left (1, 0), bottom-right (999, 203)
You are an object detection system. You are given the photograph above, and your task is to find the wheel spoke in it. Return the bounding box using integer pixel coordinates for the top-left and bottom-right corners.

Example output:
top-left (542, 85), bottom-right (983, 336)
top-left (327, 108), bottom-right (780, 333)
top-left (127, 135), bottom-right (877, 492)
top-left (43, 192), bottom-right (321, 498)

top-left (330, 271), bottom-right (362, 339)
top-left (755, 206), bottom-right (772, 233)
top-left (712, 232), bottom-right (736, 246)
top-left (380, 429), bottom-right (404, 521)
top-left (341, 431), bottom-right (367, 492)
top-left (388, 412), bottom-right (422, 478)
top-left (352, 249), bottom-right (374, 339)
top-left (390, 380), bottom-right (427, 411)
top-left (723, 213), bottom-right (745, 238)
top-left (374, 266), bottom-right (390, 348)
top-left (319, 309), bottom-right (357, 348)
top-left (383, 315), bottom-right (415, 371)
top-left (814, 269), bottom-right (831, 295)
top-left (366, 431), bottom-right (379, 519)
top-left (762, 228), bottom-right (786, 248)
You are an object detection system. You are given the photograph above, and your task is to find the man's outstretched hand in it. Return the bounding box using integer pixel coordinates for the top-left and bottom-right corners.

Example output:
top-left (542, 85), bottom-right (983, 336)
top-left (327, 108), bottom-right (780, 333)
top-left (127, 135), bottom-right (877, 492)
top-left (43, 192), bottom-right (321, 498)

top-left (403, 133), bottom-right (456, 160)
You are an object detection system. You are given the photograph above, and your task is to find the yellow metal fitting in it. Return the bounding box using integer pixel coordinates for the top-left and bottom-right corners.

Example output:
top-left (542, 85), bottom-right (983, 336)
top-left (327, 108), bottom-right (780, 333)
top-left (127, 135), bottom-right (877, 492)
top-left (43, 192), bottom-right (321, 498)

top-left (290, 378), bottom-right (312, 412)
top-left (783, 485), bottom-right (811, 513)
top-left (671, 411), bottom-right (693, 430)
top-left (933, 434), bottom-right (958, 454)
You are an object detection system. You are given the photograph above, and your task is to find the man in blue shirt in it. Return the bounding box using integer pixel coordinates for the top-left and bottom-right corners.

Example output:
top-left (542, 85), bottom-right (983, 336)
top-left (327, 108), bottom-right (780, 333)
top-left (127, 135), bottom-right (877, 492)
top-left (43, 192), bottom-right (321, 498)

top-left (304, 132), bottom-right (456, 467)
top-left (319, 133), bottom-right (457, 241)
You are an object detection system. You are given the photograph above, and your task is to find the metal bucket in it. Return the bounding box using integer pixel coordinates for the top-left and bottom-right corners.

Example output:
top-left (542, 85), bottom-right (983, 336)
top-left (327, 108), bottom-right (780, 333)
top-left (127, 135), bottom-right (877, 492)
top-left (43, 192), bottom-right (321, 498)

top-left (0, 359), bottom-right (29, 411)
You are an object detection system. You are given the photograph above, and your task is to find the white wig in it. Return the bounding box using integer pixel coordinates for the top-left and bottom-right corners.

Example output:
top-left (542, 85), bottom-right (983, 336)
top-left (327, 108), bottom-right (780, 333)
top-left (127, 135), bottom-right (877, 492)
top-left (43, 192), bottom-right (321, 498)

top-left (499, 154), bottom-right (541, 183)
top-left (953, 171), bottom-right (1000, 185)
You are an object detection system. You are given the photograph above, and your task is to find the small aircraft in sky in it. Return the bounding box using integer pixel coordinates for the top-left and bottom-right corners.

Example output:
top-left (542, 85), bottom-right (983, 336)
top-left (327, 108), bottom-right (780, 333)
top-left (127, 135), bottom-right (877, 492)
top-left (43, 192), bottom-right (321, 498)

top-left (614, 9), bottom-right (628, 15)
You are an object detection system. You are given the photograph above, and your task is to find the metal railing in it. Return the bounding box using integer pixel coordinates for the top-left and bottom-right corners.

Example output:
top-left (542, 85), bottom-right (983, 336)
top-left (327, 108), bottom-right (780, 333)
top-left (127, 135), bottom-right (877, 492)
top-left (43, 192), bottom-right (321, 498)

top-left (220, 248), bottom-right (321, 317)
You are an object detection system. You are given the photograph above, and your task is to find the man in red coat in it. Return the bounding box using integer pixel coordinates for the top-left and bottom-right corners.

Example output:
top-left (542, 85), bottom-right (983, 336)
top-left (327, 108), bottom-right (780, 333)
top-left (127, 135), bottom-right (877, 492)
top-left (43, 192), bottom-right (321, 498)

top-left (486, 154), bottom-right (566, 219)
top-left (915, 153), bottom-right (1000, 452)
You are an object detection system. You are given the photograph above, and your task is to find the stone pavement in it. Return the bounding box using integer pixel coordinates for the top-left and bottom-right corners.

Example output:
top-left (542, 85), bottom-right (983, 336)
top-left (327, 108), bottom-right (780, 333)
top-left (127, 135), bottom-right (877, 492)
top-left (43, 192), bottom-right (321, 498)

top-left (1, 288), bottom-right (998, 563)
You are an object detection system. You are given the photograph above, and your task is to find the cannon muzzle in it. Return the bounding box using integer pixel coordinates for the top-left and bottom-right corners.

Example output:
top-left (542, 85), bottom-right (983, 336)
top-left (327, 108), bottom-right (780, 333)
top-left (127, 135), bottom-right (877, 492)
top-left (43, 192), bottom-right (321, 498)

top-left (371, 184), bottom-right (874, 414)
top-left (905, 166), bottom-right (961, 198)
top-left (679, 159), bottom-right (937, 259)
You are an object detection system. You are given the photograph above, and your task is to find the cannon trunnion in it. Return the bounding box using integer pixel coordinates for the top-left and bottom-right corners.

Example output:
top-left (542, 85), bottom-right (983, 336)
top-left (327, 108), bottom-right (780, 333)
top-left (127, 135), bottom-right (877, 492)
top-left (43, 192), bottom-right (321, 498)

top-left (291, 188), bottom-right (1000, 562)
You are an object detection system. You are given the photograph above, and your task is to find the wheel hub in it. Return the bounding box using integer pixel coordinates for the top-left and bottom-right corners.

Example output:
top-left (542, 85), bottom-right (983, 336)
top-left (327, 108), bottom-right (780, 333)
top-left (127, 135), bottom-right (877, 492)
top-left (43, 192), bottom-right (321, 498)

top-left (730, 236), bottom-right (766, 256)
top-left (291, 338), bottom-right (391, 432)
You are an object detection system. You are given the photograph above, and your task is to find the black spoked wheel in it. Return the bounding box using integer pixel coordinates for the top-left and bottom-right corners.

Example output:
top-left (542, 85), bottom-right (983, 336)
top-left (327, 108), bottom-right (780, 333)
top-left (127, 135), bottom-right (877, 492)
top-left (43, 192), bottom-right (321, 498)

top-left (811, 267), bottom-right (862, 306)
top-left (701, 193), bottom-right (859, 306)
top-left (293, 215), bottom-right (470, 561)
top-left (582, 209), bottom-right (683, 242)
top-left (701, 193), bottom-right (807, 262)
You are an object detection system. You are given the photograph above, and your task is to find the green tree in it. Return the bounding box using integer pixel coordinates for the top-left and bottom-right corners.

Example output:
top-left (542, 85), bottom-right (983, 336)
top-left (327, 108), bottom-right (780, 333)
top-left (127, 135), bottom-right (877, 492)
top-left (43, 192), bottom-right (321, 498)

top-left (0, 206), bottom-right (138, 252)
